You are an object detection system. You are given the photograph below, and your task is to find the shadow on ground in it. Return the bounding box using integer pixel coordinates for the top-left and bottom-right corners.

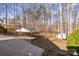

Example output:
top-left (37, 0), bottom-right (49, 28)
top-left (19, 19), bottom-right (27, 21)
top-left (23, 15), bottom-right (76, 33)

top-left (31, 34), bottom-right (69, 56)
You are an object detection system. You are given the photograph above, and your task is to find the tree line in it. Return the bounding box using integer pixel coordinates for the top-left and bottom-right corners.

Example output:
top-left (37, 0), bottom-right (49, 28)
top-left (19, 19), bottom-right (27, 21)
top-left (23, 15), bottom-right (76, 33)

top-left (0, 3), bottom-right (79, 36)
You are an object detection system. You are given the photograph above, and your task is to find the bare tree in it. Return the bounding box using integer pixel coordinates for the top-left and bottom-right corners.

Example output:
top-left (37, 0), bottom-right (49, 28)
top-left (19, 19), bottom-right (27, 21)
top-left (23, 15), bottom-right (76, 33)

top-left (14, 3), bottom-right (17, 30)
top-left (59, 3), bottom-right (63, 35)
top-left (5, 3), bottom-right (7, 29)
top-left (76, 11), bottom-right (79, 29)
top-left (67, 3), bottom-right (72, 35)
top-left (21, 3), bottom-right (26, 28)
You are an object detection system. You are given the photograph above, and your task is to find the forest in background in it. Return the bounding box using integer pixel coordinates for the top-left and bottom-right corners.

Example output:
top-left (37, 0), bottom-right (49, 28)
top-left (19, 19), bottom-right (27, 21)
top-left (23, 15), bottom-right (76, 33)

top-left (0, 3), bottom-right (79, 36)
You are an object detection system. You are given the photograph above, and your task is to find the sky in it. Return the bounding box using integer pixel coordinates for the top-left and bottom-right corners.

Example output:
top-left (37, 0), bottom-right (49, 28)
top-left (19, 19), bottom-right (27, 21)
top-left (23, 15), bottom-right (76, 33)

top-left (0, 3), bottom-right (79, 20)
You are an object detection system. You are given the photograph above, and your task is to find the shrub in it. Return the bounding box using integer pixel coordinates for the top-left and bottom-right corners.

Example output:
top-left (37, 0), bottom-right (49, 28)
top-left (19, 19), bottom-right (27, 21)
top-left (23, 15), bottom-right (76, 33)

top-left (0, 24), bottom-right (6, 33)
top-left (67, 29), bottom-right (79, 46)
top-left (67, 29), bottom-right (79, 55)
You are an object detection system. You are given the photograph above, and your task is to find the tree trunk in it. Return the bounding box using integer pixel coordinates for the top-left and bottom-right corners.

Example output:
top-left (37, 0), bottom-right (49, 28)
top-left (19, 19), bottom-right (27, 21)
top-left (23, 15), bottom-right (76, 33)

top-left (5, 3), bottom-right (7, 29)
top-left (14, 4), bottom-right (17, 30)
top-left (60, 3), bottom-right (63, 35)
top-left (22, 4), bottom-right (26, 28)
top-left (67, 3), bottom-right (72, 35)
top-left (76, 11), bottom-right (79, 29)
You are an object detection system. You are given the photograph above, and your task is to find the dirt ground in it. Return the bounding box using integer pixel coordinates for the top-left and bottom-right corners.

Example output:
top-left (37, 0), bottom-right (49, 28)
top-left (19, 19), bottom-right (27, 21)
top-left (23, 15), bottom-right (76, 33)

top-left (31, 33), bottom-right (68, 56)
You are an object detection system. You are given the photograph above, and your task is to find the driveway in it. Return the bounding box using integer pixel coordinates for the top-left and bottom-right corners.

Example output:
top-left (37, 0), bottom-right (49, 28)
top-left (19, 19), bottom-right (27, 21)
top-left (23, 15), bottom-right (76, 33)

top-left (0, 39), bottom-right (44, 56)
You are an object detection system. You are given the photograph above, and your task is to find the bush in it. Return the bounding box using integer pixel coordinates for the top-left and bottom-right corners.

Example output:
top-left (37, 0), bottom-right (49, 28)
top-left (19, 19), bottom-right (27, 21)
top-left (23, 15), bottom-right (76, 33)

top-left (67, 29), bottom-right (79, 46)
top-left (67, 46), bottom-right (78, 55)
top-left (0, 24), bottom-right (7, 33)
top-left (67, 29), bottom-right (79, 55)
